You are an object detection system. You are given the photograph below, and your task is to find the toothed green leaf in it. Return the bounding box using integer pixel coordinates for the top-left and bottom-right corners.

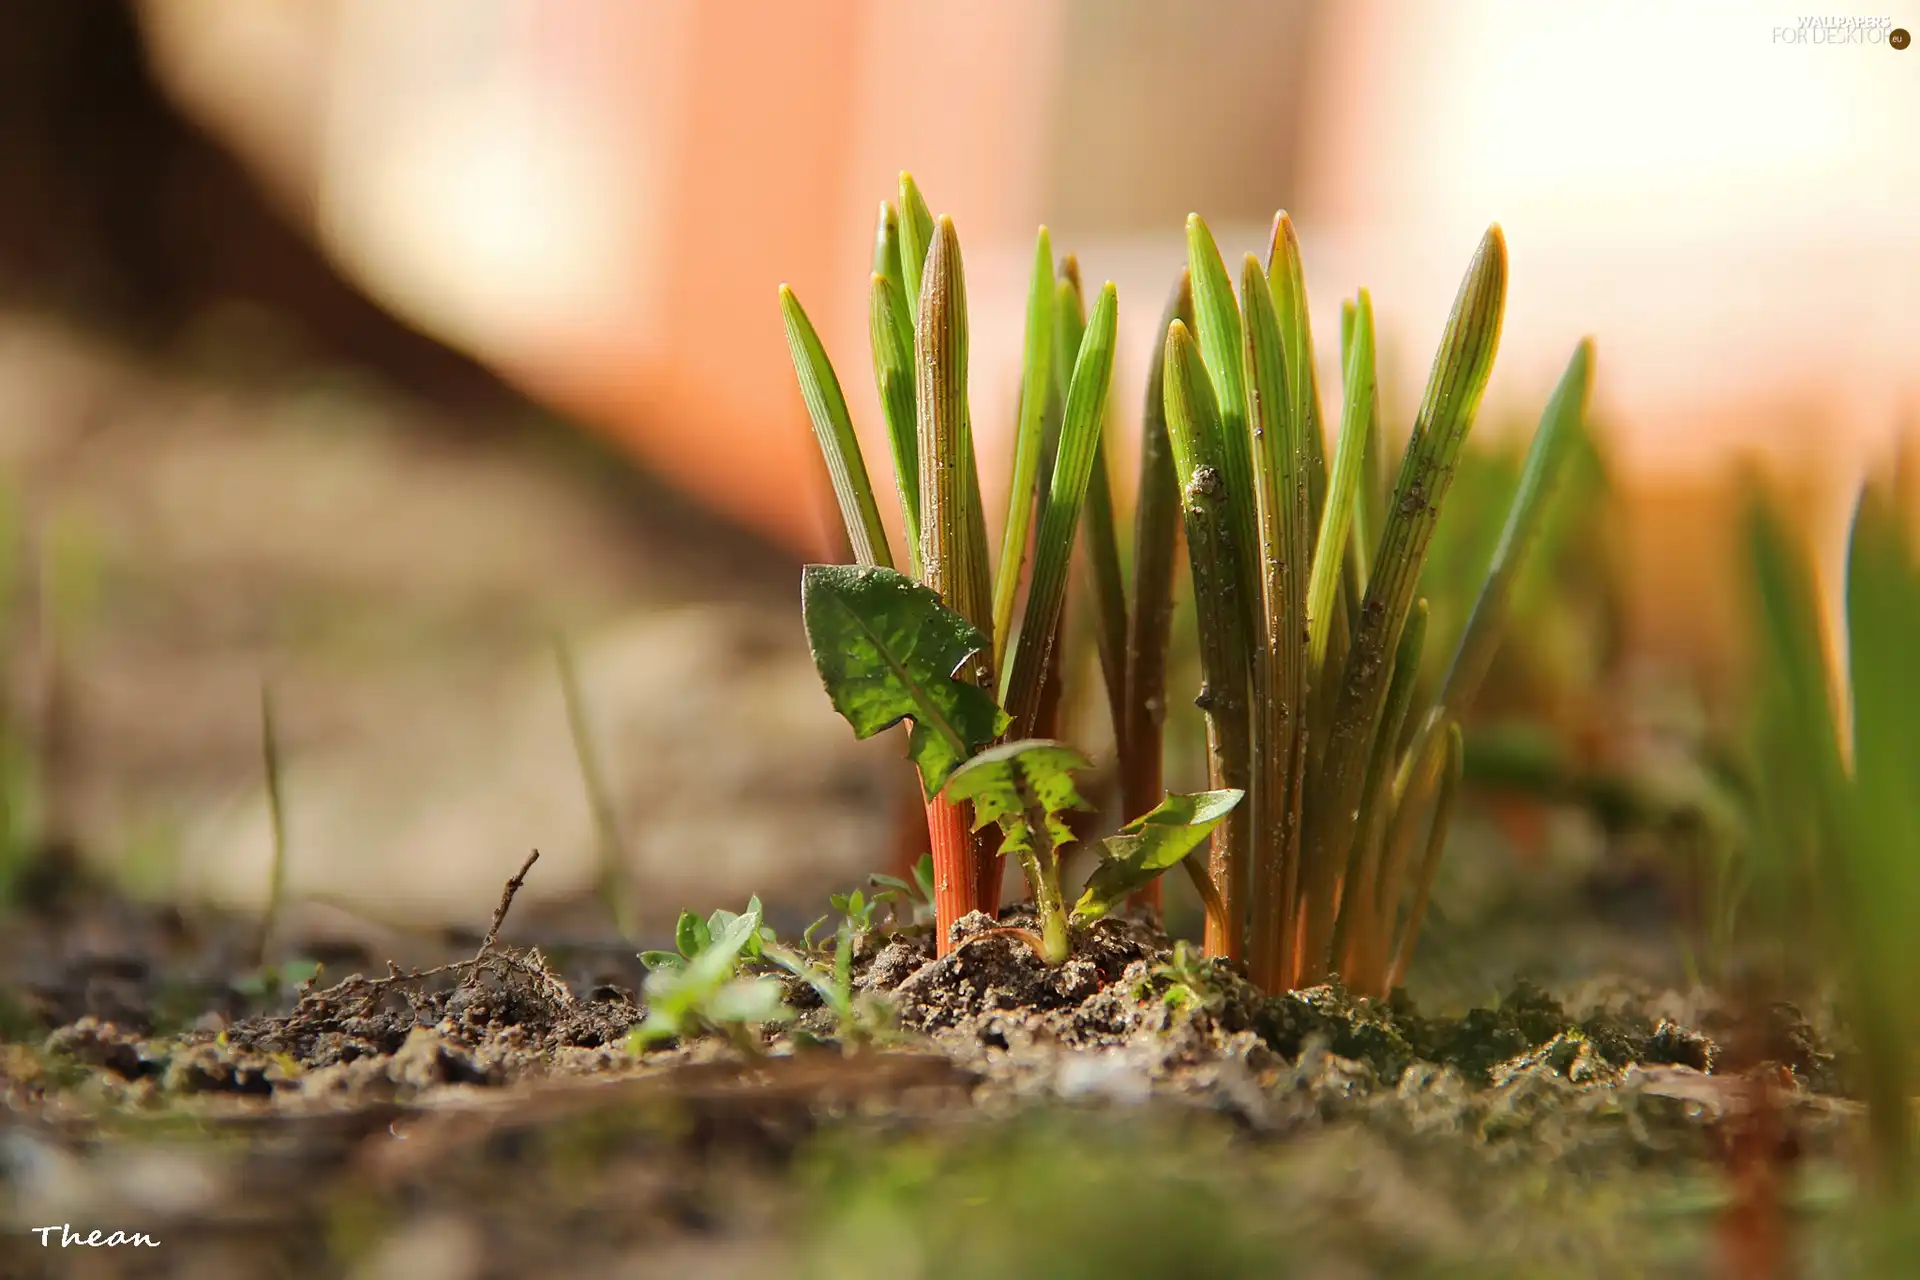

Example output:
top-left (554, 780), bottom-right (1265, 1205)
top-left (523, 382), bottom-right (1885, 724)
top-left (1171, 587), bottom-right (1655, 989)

top-left (801, 564), bottom-right (1007, 795)
top-left (1073, 789), bottom-right (1245, 922)
top-left (944, 739), bottom-right (1093, 858)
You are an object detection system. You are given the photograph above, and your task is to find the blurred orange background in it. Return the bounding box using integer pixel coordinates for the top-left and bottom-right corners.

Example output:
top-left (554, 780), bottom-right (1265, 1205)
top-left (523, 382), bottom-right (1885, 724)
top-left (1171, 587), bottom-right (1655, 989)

top-left (141, 0), bottom-right (1919, 666)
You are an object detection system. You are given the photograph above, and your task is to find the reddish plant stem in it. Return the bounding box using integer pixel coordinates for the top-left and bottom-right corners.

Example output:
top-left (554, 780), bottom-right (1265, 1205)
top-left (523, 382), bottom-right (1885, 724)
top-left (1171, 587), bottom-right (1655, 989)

top-left (927, 792), bottom-right (979, 956)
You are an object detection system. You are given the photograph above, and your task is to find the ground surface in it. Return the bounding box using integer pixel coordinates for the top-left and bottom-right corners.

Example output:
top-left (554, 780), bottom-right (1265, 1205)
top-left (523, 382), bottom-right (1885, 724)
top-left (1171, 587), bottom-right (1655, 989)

top-left (0, 871), bottom-right (1874, 1280)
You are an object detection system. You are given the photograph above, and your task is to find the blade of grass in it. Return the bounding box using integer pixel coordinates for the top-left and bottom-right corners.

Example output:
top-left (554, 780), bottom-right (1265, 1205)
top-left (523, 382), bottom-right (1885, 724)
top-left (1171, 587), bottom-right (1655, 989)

top-left (1307, 290), bottom-right (1376, 683)
top-left (1435, 339), bottom-right (1594, 717)
top-left (780, 286), bottom-right (893, 569)
top-left (1268, 214), bottom-right (1330, 544)
top-left (1306, 225), bottom-right (1506, 983)
top-left (1741, 484), bottom-right (1843, 995)
top-left (251, 680), bottom-right (288, 968)
top-left (1120, 271), bottom-right (1196, 823)
top-left (1241, 254), bottom-right (1311, 992)
top-left (915, 217), bottom-right (993, 650)
top-left (1001, 282), bottom-right (1120, 740)
top-left (1842, 480), bottom-right (1920, 1194)
top-left (1384, 720), bottom-right (1463, 993)
top-left (870, 203), bottom-right (922, 575)
top-left (1185, 217), bottom-right (1259, 616)
top-left (1339, 298), bottom-right (1376, 597)
top-left (898, 173), bottom-right (935, 329)
top-left (991, 228), bottom-right (1057, 668)
top-left (555, 634), bottom-right (637, 943)
top-left (1363, 713), bottom-right (1454, 990)
top-left (1053, 272), bottom-right (1131, 764)
top-left (1329, 598), bottom-right (1427, 982)
top-left (1160, 319), bottom-right (1252, 960)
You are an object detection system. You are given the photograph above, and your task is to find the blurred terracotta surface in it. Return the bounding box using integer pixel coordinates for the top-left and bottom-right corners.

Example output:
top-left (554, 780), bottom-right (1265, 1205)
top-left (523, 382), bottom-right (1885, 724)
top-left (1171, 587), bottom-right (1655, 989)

top-left (139, 0), bottom-right (1918, 660)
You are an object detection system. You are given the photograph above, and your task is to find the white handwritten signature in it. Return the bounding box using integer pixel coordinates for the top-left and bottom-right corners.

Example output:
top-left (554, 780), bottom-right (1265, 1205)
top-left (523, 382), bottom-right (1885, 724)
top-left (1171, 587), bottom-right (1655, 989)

top-left (29, 1224), bottom-right (162, 1248)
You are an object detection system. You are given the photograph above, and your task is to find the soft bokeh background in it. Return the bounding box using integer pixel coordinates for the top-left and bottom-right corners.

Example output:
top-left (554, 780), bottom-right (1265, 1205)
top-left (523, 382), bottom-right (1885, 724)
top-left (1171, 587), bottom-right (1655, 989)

top-left (1, 0), bottom-right (1913, 939)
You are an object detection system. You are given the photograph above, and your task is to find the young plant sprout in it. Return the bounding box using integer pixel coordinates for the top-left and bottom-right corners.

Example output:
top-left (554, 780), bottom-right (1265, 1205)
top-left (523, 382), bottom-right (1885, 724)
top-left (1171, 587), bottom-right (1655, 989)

top-left (1735, 467), bottom-right (1920, 1197)
top-left (799, 561), bottom-right (1237, 965)
top-left (785, 175), bottom-right (1592, 990)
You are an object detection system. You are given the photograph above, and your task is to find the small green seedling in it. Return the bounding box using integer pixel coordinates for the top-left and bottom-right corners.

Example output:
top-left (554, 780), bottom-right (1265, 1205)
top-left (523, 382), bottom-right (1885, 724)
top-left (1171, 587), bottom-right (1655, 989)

top-left (829, 887), bottom-right (879, 933)
top-left (801, 565), bottom-right (1242, 964)
top-left (766, 914), bottom-right (895, 1048)
top-left (944, 738), bottom-right (1240, 965)
top-left (630, 897), bottom-right (790, 1053)
top-left (232, 958), bottom-right (322, 1004)
top-left (867, 852), bottom-right (937, 930)
top-left (1139, 941), bottom-right (1228, 1017)
top-left (640, 895), bottom-right (776, 974)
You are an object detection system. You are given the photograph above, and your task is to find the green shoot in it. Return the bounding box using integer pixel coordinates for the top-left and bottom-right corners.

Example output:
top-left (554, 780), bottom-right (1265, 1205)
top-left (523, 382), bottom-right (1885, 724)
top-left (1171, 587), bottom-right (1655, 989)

top-left (1308, 289), bottom-right (1376, 683)
top-left (252, 681), bottom-right (290, 969)
top-left (780, 286), bottom-right (893, 569)
top-left (769, 892), bottom-right (896, 1048)
top-left (1298, 225), bottom-right (1507, 988)
top-left (1000, 282), bottom-right (1121, 738)
top-left (1159, 321), bottom-right (1253, 959)
top-left (945, 740), bottom-right (1093, 964)
top-left (944, 739), bottom-right (1238, 964)
top-left (1730, 472), bottom-right (1920, 1196)
top-left (867, 852), bottom-right (936, 930)
top-left (869, 202), bottom-right (921, 574)
top-left (1240, 252), bottom-right (1311, 993)
top-left (640, 896), bottom-right (777, 973)
top-left (555, 634), bottom-right (637, 943)
top-left (632, 897), bottom-right (790, 1053)
top-left (1119, 272), bottom-right (1195, 826)
top-left (990, 228), bottom-right (1056, 668)
top-left (1052, 270), bottom-right (1132, 761)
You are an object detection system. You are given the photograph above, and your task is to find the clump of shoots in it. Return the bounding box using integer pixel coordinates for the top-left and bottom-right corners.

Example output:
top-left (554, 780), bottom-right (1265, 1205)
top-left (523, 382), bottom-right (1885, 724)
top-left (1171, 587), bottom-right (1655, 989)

top-left (785, 178), bottom-right (1590, 992)
top-left (1166, 215), bottom-right (1592, 995)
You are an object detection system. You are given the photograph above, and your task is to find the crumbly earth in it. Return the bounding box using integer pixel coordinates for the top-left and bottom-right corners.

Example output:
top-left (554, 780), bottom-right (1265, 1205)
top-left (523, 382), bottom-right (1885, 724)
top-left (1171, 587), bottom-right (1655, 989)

top-left (0, 891), bottom-right (1872, 1279)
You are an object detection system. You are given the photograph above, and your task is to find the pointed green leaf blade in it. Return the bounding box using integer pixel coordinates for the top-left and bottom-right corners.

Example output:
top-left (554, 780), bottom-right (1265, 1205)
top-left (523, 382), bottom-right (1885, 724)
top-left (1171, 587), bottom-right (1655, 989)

top-left (915, 217), bottom-right (994, 668)
top-left (1048, 269), bottom-right (1131, 755)
top-left (1312, 225), bottom-right (1507, 938)
top-left (898, 173), bottom-right (935, 329)
top-left (1122, 271), bottom-right (1196, 816)
top-left (1001, 281), bottom-right (1120, 738)
top-left (991, 227), bottom-right (1057, 666)
top-left (1308, 289), bottom-right (1377, 681)
top-left (869, 200), bottom-right (922, 573)
top-left (780, 286), bottom-right (893, 569)
top-left (1267, 213), bottom-right (1331, 541)
top-left (1160, 318), bottom-right (1253, 959)
top-left (1435, 338), bottom-right (1593, 716)
top-left (1241, 251), bottom-right (1311, 989)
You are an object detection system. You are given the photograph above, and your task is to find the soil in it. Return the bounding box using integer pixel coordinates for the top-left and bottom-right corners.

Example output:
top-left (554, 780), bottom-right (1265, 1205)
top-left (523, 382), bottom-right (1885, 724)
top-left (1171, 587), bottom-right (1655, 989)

top-left (0, 867), bottom-right (1869, 1280)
